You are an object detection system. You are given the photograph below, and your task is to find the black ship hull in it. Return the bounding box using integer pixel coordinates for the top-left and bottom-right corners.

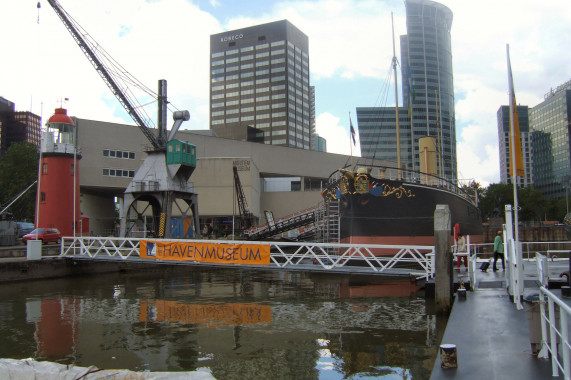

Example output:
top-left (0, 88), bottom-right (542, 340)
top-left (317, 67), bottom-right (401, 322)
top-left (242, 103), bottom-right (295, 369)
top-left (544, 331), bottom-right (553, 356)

top-left (322, 168), bottom-right (483, 248)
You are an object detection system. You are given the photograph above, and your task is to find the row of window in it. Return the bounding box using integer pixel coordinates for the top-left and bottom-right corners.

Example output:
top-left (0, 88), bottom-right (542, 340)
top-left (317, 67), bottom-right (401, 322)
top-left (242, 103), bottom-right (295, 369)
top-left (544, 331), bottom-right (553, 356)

top-left (225, 46), bottom-right (306, 68)
top-left (212, 91), bottom-right (287, 101)
top-left (103, 168), bottom-right (135, 178)
top-left (211, 95), bottom-right (308, 110)
top-left (103, 149), bottom-right (135, 160)
top-left (212, 41), bottom-right (286, 59)
top-left (212, 53), bottom-right (287, 66)
top-left (211, 103), bottom-right (288, 116)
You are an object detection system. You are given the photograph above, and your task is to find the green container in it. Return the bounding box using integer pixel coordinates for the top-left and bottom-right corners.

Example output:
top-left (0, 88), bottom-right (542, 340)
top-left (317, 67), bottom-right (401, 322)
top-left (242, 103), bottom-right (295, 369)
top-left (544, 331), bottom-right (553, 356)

top-left (166, 139), bottom-right (196, 167)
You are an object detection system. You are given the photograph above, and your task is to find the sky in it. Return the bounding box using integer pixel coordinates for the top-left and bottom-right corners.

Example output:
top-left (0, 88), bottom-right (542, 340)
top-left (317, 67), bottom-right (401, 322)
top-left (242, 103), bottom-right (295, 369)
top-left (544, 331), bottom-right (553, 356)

top-left (2, 0), bottom-right (571, 186)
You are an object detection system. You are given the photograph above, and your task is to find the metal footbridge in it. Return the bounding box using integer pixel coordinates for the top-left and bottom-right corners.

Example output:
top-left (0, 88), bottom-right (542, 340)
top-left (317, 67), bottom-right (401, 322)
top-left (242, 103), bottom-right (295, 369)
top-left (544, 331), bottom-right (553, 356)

top-left (58, 236), bottom-right (436, 280)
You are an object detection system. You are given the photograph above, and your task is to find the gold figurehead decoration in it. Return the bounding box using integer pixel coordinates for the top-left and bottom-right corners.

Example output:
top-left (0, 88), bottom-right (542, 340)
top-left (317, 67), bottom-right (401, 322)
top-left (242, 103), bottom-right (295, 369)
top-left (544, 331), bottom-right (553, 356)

top-left (321, 168), bottom-right (415, 202)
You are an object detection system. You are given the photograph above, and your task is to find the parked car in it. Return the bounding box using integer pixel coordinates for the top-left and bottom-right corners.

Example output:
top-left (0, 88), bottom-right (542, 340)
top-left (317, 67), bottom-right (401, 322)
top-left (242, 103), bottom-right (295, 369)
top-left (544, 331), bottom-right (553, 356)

top-left (16, 222), bottom-right (35, 238)
top-left (22, 228), bottom-right (62, 244)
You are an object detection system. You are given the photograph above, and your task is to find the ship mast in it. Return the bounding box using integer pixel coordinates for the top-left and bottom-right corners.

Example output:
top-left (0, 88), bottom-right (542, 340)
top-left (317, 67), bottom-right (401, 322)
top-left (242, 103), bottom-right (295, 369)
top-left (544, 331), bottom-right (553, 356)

top-left (391, 13), bottom-right (402, 178)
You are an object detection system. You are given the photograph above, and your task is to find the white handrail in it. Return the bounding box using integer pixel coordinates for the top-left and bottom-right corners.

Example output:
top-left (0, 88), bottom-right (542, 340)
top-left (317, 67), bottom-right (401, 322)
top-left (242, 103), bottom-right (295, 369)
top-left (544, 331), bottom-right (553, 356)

top-left (538, 286), bottom-right (571, 379)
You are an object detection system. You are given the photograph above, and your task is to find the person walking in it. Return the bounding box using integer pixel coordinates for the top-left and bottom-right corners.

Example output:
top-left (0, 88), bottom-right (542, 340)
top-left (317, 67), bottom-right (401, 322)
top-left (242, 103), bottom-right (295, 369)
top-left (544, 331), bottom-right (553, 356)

top-left (493, 229), bottom-right (504, 271)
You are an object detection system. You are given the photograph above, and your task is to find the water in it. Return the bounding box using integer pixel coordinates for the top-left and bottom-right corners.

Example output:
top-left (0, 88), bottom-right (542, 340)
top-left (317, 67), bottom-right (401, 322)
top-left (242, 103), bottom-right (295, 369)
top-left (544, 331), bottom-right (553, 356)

top-left (0, 267), bottom-right (446, 379)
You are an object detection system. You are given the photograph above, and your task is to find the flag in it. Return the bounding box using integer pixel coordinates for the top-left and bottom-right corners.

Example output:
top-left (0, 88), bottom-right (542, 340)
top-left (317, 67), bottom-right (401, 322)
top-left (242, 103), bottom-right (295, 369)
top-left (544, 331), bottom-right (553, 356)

top-left (506, 45), bottom-right (525, 178)
top-left (350, 118), bottom-right (356, 146)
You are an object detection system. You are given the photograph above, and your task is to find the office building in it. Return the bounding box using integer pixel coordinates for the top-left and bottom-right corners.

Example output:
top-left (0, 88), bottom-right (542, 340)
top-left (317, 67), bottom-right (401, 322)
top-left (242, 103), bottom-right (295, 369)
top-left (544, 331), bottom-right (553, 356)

top-left (358, 0), bottom-right (457, 181)
top-left (210, 20), bottom-right (313, 150)
top-left (497, 105), bottom-right (532, 186)
top-left (529, 79), bottom-right (571, 199)
top-left (315, 135), bottom-right (326, 152)
top-left (0, 97), bottom-right (42, 154)
top-left (357, 107), bottom-right (412, 164)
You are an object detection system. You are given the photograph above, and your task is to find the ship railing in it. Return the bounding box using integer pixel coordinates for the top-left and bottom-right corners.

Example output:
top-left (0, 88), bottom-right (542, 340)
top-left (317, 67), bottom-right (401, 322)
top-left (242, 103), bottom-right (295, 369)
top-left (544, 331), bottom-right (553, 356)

top-left (59, 236), bottom-right (436, 279)
top-left (337, 164), bottom-right (476, 205)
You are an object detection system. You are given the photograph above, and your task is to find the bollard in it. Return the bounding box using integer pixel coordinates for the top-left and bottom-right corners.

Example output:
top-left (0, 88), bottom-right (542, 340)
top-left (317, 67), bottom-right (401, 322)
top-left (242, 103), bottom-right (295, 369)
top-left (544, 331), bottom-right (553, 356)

top-left (440, 344), bottom-right (458, 368)
top-left (434, 205), bottom-right (452, 314)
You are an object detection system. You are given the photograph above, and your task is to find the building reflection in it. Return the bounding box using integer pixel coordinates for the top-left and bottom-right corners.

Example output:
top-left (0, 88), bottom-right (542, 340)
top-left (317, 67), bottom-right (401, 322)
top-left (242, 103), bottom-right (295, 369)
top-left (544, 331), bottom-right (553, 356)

top-left (18, 269), bottom-right (440, 379)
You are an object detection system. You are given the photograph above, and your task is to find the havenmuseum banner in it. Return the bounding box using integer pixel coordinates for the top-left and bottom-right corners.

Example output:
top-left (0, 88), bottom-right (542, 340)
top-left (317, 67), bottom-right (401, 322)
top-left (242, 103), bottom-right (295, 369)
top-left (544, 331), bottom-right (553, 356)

top-left (140, 240), bottom-right (271, 265)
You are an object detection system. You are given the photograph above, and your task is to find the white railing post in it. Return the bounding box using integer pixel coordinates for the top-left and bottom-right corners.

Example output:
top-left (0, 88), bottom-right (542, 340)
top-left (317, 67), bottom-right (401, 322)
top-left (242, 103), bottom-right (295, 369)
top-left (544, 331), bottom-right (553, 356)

top-left (538, 289), bottom-right (549, 359)
top-left (548, 298), bottom-right (559, 377)
top-left (561, 307), bottom-right (570, 380)
top-left (539, 286), bottom-right (571, 378)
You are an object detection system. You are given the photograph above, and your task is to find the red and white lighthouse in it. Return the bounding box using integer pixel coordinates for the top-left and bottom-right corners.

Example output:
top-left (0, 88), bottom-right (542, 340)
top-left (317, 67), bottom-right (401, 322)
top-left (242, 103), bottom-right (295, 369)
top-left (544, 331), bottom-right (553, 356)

top-left (36, 108), bottom-right (84, 236)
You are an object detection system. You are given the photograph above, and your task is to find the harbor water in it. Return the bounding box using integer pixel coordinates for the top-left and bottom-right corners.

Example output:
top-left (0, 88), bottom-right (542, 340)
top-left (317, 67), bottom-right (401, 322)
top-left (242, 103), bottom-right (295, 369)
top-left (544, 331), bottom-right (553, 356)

top-left (0, 267), bottom-right (447, 379)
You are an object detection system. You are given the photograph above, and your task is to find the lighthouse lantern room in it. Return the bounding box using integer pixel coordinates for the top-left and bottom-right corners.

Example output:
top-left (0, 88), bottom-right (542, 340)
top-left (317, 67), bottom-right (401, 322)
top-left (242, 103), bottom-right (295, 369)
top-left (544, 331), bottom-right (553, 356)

top-left (37, 108), bottom-right (86, 237)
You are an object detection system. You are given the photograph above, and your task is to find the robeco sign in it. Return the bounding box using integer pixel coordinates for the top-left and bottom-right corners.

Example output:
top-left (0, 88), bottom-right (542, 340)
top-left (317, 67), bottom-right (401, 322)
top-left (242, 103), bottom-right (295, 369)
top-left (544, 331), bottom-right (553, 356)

top-left (221, 33), bottom-right (244, 42)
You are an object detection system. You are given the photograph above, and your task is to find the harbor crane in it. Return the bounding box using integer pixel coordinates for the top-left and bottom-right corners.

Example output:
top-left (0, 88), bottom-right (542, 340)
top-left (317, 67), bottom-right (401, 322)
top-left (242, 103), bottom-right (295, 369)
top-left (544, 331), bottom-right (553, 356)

top-left (233, 166), bottom-right (255, 231)
top-left (46, 0), bottom-right (201, 238)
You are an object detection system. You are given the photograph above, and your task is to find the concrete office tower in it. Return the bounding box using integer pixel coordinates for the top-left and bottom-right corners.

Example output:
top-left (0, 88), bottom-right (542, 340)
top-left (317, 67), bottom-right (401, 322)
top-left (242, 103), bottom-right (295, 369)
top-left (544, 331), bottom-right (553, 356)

top-left (210, 20), bottom-right (313, 150)
top-left (497, 105), bottom-right (532, 186)
top-left (530, 79), bottom-right (571, 199)
top-left (358, 0), bottom-right (457, 182)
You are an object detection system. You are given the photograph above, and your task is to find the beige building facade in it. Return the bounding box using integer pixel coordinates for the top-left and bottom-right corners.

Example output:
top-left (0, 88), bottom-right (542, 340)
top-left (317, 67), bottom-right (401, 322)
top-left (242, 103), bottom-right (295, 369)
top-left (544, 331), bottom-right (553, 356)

top-left (74, 117), bottom-right (390, 237)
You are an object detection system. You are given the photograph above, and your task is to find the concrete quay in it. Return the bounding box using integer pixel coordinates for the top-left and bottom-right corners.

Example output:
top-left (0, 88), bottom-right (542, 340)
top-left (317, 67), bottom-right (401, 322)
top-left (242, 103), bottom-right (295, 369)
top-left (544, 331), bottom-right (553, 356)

top-left (430, 260), bottom-right (570, 380)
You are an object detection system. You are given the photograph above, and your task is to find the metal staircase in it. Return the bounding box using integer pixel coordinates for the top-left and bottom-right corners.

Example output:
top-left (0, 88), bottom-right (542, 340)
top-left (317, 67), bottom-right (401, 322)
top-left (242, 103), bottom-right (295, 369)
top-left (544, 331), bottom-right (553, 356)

top-left (245, 200), bottom-right (342, 243)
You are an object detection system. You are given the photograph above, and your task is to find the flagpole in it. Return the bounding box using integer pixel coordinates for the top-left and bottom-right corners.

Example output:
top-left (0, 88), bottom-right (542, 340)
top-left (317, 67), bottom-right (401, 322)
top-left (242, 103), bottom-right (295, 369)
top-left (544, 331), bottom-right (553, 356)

top-left (507, 44), bottom-right (520, 244)
top-left (507, 43), bottom-right (525, 308)
top-left (392, 12), bottom-right (401, 179)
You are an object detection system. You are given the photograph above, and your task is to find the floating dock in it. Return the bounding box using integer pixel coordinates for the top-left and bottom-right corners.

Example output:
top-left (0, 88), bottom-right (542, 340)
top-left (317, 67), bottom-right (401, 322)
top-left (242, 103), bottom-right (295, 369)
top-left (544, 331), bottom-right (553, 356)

top-left (430, 260), bottom-right (570, 379)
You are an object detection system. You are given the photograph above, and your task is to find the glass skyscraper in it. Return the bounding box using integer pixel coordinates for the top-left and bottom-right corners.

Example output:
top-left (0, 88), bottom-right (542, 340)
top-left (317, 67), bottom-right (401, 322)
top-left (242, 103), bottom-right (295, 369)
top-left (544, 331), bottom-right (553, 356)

top-left (530, 80), bottom-right (571, 199)
top-left (497, 105), bottom-right (532, 186)
top-left (210, 20), bottom-right (313, 150)
top-left (358, 0), bottom-right (457, 182)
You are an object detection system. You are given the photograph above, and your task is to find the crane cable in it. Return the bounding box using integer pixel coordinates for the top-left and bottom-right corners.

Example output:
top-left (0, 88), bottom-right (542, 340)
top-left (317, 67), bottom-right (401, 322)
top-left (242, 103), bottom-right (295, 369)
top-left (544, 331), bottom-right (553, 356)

top-left (36, 1), bottom-right (184, 120)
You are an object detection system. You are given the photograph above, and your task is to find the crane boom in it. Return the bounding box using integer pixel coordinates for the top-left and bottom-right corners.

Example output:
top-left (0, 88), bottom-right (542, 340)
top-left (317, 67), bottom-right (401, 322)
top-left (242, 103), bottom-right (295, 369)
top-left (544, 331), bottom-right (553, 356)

top-left (46, 0), bottom-right (164, 151)
top-left (233, 166), bottom-right (253, 229)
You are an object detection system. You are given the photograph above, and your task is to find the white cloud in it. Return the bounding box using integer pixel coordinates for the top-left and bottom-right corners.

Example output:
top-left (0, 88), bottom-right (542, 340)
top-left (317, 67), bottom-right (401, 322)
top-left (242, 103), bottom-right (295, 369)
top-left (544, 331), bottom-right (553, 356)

top-left (2, 0), bottom-right (220, 130)
top-left (316, 112), bottom-right (361, 156)
top-left (457, 124), bottom-right (499, 186)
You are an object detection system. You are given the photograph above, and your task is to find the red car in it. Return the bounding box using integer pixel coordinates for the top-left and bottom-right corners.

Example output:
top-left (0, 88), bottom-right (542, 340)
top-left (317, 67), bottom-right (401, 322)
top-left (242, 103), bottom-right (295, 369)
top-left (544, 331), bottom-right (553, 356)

top-left (22, 228), bottom-right (62, 244)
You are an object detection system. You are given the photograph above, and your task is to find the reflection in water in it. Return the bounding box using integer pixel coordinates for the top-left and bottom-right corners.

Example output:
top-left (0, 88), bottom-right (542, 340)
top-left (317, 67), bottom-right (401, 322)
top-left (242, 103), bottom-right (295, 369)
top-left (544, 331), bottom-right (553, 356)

top-left (0, 268), bottom-right (445, 379)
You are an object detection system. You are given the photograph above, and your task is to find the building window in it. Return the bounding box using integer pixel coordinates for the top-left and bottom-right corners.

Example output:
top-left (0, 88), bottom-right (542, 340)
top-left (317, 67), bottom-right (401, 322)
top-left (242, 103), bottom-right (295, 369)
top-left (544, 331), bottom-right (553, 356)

top-left (42, 163), bottom-right (47, 174)
top-left (41, 192), bottom-right (46, 202)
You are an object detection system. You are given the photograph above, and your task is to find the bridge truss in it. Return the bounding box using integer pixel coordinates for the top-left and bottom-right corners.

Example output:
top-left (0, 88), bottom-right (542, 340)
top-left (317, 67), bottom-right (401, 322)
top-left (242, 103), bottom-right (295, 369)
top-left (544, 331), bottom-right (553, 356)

top-left (59, 237), bottom-right (436, 280)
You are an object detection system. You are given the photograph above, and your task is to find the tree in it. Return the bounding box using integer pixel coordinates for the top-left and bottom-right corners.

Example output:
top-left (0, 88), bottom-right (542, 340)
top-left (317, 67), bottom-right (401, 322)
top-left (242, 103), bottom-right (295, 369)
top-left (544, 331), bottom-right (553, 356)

top-left (479, 182), bottom-right (567, 223)
top-left (0, 142), bottom-right (38, 221)
top-left (478, 183), bottom-right (513, 221)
